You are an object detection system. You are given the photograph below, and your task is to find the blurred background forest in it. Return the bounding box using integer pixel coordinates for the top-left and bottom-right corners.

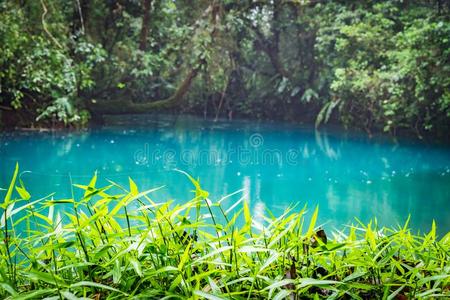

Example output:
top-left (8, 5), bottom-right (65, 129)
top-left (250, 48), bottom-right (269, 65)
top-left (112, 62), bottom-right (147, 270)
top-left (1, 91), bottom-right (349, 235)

top-left (0, 0), bottom-right (449, 138)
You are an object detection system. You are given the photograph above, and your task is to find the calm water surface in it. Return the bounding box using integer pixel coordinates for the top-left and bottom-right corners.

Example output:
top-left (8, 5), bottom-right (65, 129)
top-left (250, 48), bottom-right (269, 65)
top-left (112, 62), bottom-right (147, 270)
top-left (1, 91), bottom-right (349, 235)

top-left (1, 115), bottom-right (449, 234)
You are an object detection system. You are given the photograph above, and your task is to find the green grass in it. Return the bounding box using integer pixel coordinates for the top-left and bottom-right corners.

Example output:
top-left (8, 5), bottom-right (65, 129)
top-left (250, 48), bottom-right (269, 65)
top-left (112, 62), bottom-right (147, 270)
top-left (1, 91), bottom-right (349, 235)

top-left (1, 164), bottom-right (449, 299)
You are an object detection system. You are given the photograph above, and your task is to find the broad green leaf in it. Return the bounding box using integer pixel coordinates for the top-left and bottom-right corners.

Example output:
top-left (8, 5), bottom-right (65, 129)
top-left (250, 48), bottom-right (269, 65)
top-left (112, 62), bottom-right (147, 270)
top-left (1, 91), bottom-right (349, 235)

top-left (193, 291), bottom-right (226, 300)
top-left (1, 198), bottom-right (42, 228)
top-left (175, 169), bottom-right (209, 199)
top-left (2, 163), bottom-right (19, 208)
top-left (10, 289), bottom-right (57, 300)
top-left (306, 205), bottom-right (319, 238)
top-left (243, 199), bottom-right (251, 226)
top-left (70, 281), bottom-right (127, 295)
top-left (60, 290), bottom-right (81, 300)
top-left (15, 185), bottom-right (30, 200)
top-left (273, 290), bottom-right (292, 300)
top-left (387, 285), bottom-right (405, 300)
top-left (129, 257), bottom-right (143, 277)
top-left (178, 240), bottom-right (192, 271)
top-left (418, 274), bottom-right (450, 285)
top-left (263, 279), bottom-right (295, 291)
top-left (24, 270), bottom-right (67, 287)
top-left (129, 177), bottom-right (138, 196)
top-left (365, 221), bottom-right (377, 250)
top-left (298, 278), bottom-right (339, 288)
top-left (258, 252), bottom-right (279, 274)
top-left (0, 282), bottom-right (17, 296)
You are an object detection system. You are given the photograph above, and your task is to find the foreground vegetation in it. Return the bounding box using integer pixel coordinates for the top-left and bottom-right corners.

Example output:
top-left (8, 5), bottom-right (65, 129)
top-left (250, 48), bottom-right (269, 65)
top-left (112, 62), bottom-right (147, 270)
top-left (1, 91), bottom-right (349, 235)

top-left (1, 165), bottom-right (450, 299)
top-left (1, 1), bottom-right (449, 137)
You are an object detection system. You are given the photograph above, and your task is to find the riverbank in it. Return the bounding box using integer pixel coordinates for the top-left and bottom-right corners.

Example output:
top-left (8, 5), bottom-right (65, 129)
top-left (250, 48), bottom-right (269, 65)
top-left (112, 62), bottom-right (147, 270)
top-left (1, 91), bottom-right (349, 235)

top-left (3, 111), bottom-right (450, 145)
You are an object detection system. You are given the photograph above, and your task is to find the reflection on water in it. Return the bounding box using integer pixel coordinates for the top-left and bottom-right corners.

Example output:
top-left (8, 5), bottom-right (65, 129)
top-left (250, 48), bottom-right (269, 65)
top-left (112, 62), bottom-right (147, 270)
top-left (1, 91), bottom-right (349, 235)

top-left (1, 115), bottom-right (449, 234)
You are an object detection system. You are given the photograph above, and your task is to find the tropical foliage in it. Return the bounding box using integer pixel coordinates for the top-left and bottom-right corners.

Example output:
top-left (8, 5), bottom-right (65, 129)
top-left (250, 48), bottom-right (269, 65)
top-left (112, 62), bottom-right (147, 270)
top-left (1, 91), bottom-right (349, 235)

top-left (1, 165), bottom-right (449, 299)
top-left (0, 1), bottom-right (449, 137)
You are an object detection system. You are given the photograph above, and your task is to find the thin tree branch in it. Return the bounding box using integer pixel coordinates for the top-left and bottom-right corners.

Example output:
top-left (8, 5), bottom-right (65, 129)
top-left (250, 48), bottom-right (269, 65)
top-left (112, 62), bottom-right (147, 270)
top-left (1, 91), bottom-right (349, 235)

top-left (40, 0), bottom-right (63, 49)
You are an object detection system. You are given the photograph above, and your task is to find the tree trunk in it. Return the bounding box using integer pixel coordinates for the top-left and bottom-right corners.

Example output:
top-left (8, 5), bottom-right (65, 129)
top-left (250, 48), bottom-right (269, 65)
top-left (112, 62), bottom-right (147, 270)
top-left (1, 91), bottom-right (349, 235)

top-left (88, 3), bottom-right (220, 115)
top-left (88, 67), bottom-right (199, 114)
top-left (246, 2), bottom-right (292, 81)
top-left (139, 0), bottom-right (152, 51)
top-left (269, 1), bottom-right (291, 81)
top-left (72, 0), bottom-right (89, 37)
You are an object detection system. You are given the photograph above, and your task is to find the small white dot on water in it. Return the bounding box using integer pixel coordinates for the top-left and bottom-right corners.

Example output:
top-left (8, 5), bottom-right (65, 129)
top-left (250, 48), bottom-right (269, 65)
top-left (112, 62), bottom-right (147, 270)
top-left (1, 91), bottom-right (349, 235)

top-left (237, 172), bottom-right (241, 176)
top-left (110, 140), bottom-right (115, 144)
top-left (366, 180), bottom-right (372, 184)
top-left (76, 144), bottom-right (80, 147)
top-left (308, 177), bottom-right (312, 181)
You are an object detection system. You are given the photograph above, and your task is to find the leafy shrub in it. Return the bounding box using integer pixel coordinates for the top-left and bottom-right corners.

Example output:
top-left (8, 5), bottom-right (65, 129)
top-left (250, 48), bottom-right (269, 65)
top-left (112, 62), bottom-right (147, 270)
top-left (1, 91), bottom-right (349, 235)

top-left (1, 165), bottom-right (449, 299)
top-left (0, 2), bottom-right (104, 127)
top-left (316, 2), bottom-right (450, 136)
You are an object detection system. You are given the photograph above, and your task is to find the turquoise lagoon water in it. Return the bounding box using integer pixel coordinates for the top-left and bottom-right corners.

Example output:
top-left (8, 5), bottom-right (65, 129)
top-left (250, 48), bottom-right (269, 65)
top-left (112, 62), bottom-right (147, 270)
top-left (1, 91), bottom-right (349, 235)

top-left (1, 115), bottom-right (450, 234)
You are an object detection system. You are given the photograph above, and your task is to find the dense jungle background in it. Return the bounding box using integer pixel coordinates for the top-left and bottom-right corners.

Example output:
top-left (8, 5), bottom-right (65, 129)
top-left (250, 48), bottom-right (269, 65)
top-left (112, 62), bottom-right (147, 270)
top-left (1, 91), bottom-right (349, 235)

top-left (1, 0), bottom-right (449, 138)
